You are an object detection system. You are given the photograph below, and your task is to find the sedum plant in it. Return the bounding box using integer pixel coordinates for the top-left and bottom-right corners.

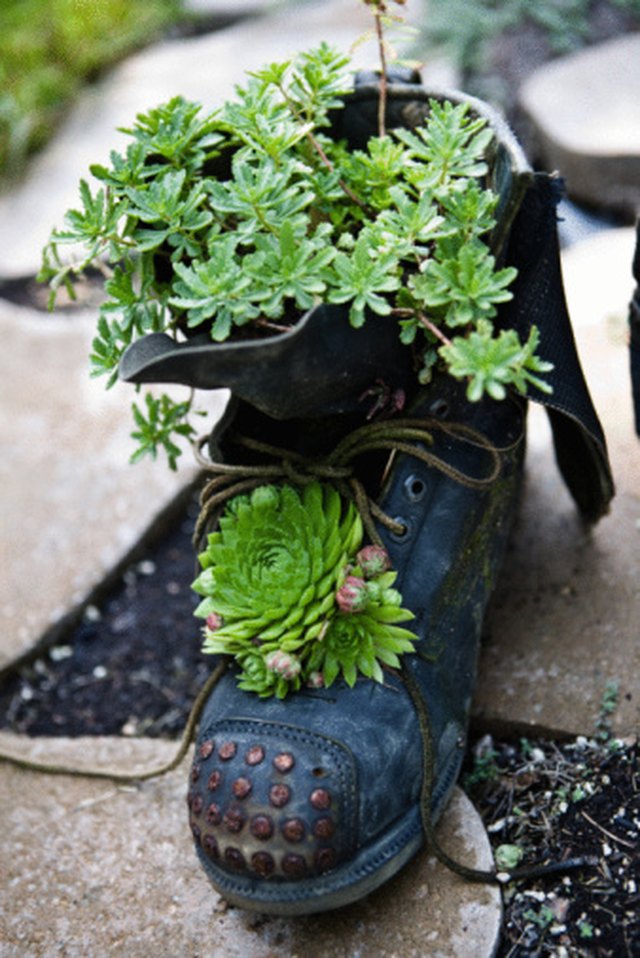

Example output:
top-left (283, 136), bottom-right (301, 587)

top-left (192, 483), bottom-right (418, 697)
top-left (40, 26), bottom-right (551, 469)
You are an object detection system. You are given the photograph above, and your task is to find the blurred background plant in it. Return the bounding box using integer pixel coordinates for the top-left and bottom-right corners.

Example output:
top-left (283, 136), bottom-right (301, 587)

top-left (419, 0), bottom-right (640, 113)
top-left (2, 0), bottom-right (639, 189)
top-left (423, 0), bottom-right (638, 68)
top-left (0, 0), bottom-right (184, 186)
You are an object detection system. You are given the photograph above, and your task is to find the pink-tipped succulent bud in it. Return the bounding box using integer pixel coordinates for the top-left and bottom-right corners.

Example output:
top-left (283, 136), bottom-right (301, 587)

top-left (206, 612), bottom-right (223, 632)
top-left (306, 670), bottom-right (325, 689)
top-left (357, 545), bottom-right (392, 579)
top-left (265, 649), bottom-right (302, 681)
top-left (336, 575), bottom-right (369, 613)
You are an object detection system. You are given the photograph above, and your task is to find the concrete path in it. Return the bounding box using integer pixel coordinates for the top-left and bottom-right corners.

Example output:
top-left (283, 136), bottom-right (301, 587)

top-left (474, 227), bottom-right (640, 738)
top-left (0, 732), bottom-right (500, 958)
top-left (0, 299), bottom-right (220, 671)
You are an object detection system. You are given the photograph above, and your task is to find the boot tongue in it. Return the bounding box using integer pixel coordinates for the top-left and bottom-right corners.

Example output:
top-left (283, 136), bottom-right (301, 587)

top-left (119, 304), bottom-right (415, 421)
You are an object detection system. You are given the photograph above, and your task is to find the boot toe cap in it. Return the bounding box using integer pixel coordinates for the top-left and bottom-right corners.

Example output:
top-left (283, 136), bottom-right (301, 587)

top-left (188, 718), bottom-right (358, 884)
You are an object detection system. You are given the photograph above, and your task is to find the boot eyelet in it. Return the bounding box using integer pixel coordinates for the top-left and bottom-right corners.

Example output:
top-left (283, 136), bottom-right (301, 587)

top-left (404, 474), bottom-right (426, 502)
top-left (429, 398), bottom-right (449, 419)
top-left (389, 517), bottom-right (411, 542)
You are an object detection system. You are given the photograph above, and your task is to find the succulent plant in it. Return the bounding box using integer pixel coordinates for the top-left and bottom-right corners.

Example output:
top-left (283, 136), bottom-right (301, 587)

top-left (308, 568), bottom-right (418, 688)
top-left (192, 482), bottom-right (418, 697)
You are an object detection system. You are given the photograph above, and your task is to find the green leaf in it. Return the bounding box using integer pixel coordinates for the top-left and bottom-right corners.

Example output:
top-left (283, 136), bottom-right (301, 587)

top-left (169, 240), bottom-right (259, 334)
top-left (395, 100), bottom-right (493, 188)
top-left (129, 391), bottom-right (196, 470)
top-left (440, 320), bottom-right (553, 401)
top-left (328, 229), bottom-right (401, 327)
top-left (410, 241), bottom-right (517, 329)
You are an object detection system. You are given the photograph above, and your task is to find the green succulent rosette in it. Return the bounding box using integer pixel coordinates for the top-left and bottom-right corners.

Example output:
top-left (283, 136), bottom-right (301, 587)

top-left (307, 571), bottom-right (417, 688)
top-left (192, 482), bottom-right (419, 697)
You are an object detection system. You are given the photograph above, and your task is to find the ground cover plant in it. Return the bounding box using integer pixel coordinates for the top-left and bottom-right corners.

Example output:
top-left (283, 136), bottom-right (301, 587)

top-left (40, 1), bottom-right (552, 471)
top-left (0, 0), bottom-right (184, 184)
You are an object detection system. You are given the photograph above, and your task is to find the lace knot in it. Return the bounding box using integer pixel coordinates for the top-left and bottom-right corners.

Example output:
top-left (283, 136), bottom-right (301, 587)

top-left (193, 416), bottom-right (502, 551)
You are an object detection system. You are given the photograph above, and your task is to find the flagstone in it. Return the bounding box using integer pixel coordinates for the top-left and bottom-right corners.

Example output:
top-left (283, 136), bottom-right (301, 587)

top-left (474, 227), bottom-right (640, 739)
top-left (0, 300), bottom-right (225, 673)
top-left (519, 35), bottom-right (640, 214)
top-left (0, 734), bottom-right (500, 958)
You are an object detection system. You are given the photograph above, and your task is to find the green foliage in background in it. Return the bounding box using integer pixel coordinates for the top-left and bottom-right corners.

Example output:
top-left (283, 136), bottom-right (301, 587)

top-left (0, 0), bottom-right (183, 183)
top-left (422, 0), bottom-right (640, 78)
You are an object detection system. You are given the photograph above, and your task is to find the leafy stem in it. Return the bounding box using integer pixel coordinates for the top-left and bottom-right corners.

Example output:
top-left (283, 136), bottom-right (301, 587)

top-left (364, 0), bottom-right (409, 136)
top-left (372, 3), bottom-right (389, 137)
top-left (271, 72), bottom-right (369, 213)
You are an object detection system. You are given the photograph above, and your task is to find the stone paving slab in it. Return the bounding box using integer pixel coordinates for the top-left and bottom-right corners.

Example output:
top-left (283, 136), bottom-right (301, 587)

top-left (519, 35), bottom-right (640, 215)
top-left (474, 227), bottom-right (640, 739)
top-left (0, 300), bottom-right (227, 672)
top-left (0, 733), bottom-right (500, 958)
top-left (0, 0), bottom-right (456, 280)
top-left (185, 0), bottom-right (275, 15)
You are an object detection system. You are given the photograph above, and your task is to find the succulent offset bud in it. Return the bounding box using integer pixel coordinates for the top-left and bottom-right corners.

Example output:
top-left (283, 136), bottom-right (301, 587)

top-left (336, 575), bottom-right (369, 613)
top-left (382, 587), bottom-right (402, 607)
top-left (206, 612), bottom-right (223, 632)
top-left (265, 649), bottom-right (302, 681)
top-left (357, 545), bottom-right (392, 579)
top-left (306, 670), bottom-right (325, 689)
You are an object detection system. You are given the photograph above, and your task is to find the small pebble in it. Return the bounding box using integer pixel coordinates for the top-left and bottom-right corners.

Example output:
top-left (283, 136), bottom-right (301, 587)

top-left (523, 890), bottom-right (547, 902)
top-left (50, 645), bottom-right (73, 662)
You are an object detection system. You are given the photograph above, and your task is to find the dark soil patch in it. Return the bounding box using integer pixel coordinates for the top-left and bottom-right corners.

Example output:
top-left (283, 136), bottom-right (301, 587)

top-left (0, 494), bottom-right (209, 738)
top-left (465, 734), bottom-right (640, 957)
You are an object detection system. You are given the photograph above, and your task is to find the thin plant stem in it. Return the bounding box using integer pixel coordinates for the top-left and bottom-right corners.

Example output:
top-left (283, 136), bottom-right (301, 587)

top-left (373, 5), bottom-right (388, 137)
top-left (391, 306), bottom-right (454, 348)
top-left (273, 77), bottom-right (369, 213)
top-left (418, 311), bottom-right (453, 347)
